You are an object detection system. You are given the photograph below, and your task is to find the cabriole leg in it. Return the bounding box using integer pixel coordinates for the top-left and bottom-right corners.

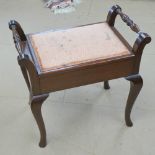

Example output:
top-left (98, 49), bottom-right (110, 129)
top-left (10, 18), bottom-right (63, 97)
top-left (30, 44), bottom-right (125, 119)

top-left (30, 94), bottom-right (49, 147)
top-left (125, 75), bottom-right (143, 127)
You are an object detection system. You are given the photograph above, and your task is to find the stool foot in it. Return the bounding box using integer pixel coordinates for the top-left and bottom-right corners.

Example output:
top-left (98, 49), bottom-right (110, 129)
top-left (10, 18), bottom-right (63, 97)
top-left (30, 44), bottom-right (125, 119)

top-left (104, 81), bottom-right (110, 89)
top-left (30, 94), bottom-right (49, 147)
top-left (125, 75), bottom-right (143, 127)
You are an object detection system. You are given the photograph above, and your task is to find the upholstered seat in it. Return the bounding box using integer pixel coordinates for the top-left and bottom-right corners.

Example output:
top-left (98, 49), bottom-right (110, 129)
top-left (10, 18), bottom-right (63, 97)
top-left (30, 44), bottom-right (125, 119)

top-left (28, 23), bottom-right (131, 73)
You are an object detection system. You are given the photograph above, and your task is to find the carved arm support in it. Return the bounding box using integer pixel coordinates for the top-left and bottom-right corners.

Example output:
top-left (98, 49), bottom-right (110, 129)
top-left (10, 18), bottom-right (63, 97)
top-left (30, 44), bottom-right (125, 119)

top-left (107, 5), bottom-right (151, 51)
top-left (107, 5), bottom-right (140, 33)
top-left (107, 5), bottom-right (151, 74)
top-left (116, 8), bottom-right (140, 33)
top-left (9, 20), bottom-right (40, 95)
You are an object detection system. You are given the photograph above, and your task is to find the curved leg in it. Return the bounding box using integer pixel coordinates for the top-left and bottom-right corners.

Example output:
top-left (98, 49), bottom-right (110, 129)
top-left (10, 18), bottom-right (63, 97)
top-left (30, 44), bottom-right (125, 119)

top-left (104, 81), bottom-right (110, 89)
top-left (30, 94), bottom-right (49, 147)
top-left (125, 75), bottom-right (143, 127)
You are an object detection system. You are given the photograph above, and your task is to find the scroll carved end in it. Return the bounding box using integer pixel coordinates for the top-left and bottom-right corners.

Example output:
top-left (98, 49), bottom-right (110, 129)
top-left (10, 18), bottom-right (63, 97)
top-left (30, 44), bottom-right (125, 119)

top-left (138, 32), bottom-right (151, 44)
top-left (106, 5), bottom-right (122, 26)
top-left (9, 20), bottom-right (17, 30)
top-left (133, 32), bottom-right (151, 56)
top-left (8, 20), bottom-right (26, 41)
top-left (9, 20), bottom-right (27, 55)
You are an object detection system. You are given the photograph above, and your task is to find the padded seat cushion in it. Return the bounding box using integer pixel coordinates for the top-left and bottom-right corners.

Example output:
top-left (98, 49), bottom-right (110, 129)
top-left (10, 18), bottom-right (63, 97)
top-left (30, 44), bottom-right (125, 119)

top-left (29, 23), bottom-right (131, 72)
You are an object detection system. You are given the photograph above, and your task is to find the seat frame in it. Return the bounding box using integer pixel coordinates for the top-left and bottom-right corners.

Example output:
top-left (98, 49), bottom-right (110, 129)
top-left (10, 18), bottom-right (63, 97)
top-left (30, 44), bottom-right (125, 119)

top-left (9, 5), bottom-right (151, 147)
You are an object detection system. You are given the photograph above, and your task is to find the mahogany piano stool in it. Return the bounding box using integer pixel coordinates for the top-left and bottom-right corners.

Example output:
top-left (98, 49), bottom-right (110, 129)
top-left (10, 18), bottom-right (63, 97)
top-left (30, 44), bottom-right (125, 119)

top-left (9, 5), bottom-right (151, 147)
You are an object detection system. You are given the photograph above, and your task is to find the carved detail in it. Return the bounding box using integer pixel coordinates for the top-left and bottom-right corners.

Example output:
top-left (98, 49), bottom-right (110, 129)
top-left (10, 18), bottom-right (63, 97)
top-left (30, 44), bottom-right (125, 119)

top-left (12, 26), bottom-right (23, 55)
top-left (116, 8), bottom-right (140, 33)
top-left (9, 20), bottom-right (26, 55)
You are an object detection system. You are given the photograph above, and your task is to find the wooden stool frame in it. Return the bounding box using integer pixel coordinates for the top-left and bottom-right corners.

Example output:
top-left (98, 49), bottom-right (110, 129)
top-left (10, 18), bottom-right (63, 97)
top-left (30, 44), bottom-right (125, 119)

top-left (9, 5), bottom-right (151, 147)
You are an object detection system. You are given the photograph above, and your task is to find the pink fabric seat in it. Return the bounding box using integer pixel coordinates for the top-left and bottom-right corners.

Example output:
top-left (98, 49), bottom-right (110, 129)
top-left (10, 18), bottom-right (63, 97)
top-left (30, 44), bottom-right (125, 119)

top-left (28, 23), bottom-right (131, 72)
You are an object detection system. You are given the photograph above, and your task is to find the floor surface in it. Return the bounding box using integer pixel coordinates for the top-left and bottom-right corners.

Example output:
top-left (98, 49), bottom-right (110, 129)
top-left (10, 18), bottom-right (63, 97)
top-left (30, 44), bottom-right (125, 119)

top-left (0, 0), bottom-right (155, 155)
